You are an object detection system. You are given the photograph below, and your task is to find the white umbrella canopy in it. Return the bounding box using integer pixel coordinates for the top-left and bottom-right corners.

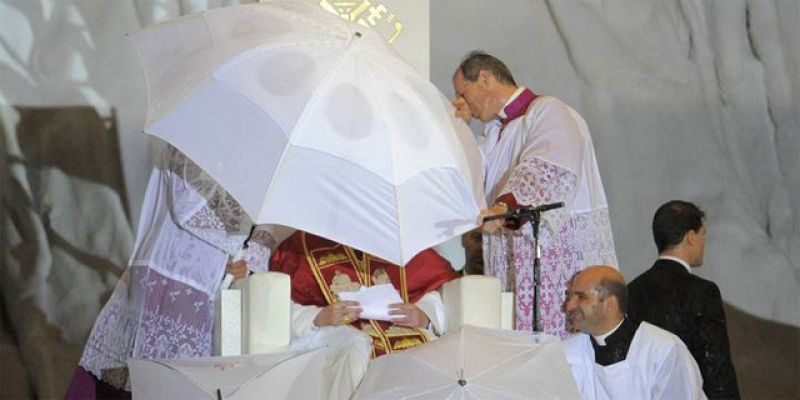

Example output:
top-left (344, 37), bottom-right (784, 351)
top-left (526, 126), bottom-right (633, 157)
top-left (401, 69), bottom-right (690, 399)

top-left (128, 349), bottom-right (329, 399)
top-left (353, 325), bottom-right (581, 400)
top-left (130, 0), bottom-right (484, 265)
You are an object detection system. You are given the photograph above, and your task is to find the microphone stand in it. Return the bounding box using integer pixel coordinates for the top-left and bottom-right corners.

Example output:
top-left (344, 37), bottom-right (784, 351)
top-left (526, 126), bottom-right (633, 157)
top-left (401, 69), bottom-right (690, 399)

top-left (484, 202), bottom-right (564, 333)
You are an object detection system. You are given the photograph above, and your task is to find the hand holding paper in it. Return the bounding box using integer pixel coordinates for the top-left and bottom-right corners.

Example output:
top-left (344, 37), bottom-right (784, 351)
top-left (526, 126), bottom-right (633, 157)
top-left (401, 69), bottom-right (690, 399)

top-left (338, 284), bottom-right (403, 321)
top-left (313, 301), bottom-right (362, 327)
top-left (388, 302), bottom-right (430, 328)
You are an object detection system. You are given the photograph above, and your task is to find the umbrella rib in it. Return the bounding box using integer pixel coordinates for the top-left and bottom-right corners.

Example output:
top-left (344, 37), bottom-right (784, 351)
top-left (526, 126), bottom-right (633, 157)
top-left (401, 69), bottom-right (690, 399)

top-left (467, 345), bottom-right (541, 381)
top-left (405, 354), bottom-right (455, 379)
top-left (143, 359), bottom-right (220, 399)
top-left (223, 350), bottom-right (314, 398)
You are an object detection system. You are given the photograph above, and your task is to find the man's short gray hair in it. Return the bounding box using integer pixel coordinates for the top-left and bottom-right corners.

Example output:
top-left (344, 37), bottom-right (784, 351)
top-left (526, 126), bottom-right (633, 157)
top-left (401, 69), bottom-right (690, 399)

top-left (457, 50), bottom-right (516, 85)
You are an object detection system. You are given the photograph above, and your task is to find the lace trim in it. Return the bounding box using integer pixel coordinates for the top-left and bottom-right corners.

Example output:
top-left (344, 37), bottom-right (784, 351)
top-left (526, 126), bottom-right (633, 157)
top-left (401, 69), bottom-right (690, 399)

top-left (484, 208), bottom-right (617, 337)
top-left (79, 269), bottom-right (135, 379)
top-left (499, 156), bottom-right (577, 240)
top-left (167, 146), bottom-right (252, 256)
top-left (240, 228), bottom-right (276, 272)
top-left (79, 148), bottom-right (276, 388)
top-left (79, 267), bottom-right (214, 388)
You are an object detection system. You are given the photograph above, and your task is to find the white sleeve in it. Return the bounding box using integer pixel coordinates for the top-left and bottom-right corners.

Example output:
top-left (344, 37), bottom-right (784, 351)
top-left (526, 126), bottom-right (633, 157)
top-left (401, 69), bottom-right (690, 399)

top-left (239, 228), bottom-right (277, 273)
top-left (414, 290), bottom-right (446, 336)
top-left (498, 97), bottom-right (586, 238)
top-left (652, 341), bottom-right (708, 400)
top-left (291, 301), bottom-right (322, 339)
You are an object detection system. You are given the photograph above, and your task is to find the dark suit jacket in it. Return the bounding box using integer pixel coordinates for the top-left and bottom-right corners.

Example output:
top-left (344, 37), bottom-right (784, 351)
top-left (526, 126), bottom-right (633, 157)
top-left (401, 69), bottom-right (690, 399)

top-left (628, 259), bottom-right (740, 399)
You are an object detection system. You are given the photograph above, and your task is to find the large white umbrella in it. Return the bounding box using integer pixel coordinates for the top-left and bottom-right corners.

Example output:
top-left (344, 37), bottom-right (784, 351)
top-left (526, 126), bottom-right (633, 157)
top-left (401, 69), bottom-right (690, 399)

top-left (130, 0), bottom-right (484, 265)
top-left (353, 325), bottom-right (581, 399)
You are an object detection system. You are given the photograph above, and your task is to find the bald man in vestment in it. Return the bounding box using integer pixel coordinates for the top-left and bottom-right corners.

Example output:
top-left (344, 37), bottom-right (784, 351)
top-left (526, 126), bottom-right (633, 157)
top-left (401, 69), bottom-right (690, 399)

top-left (562, 266), bottom-right (706, 400)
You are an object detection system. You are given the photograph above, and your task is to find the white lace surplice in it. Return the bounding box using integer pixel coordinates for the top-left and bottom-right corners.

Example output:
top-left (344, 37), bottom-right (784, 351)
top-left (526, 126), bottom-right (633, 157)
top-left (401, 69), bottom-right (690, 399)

top-left (481, 96), bottom-right (618, 336)
top-left (79, 147), bottom-right (273, 387)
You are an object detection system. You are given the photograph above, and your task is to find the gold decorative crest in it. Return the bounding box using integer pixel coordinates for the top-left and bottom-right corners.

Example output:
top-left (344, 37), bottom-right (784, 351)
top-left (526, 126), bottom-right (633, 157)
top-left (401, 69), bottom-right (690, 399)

top-left (319, 252), bottom-right (348, 267)
top-left (330, 270), bottom-right (362, 294)
top-left (371, 267), bottom-right (390, 285)
top-left (392, 337), bottom-right (423, 350)
top-left (385, 325), bottom-right (416, 336)
top-left (318, 0), bottom-right (404, 43)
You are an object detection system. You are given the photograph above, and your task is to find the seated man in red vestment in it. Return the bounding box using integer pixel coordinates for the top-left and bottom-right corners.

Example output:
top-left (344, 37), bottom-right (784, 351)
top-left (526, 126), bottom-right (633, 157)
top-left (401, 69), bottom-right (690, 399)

top-left (270, 230), bottom-right (459, 357)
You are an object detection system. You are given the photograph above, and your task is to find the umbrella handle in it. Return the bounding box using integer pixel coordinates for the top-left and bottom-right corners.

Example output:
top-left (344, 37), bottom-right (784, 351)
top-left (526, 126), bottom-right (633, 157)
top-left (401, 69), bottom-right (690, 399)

top-left (222, 242), bottom-right (250, 290)
top-left (220, 224), bottom-right (256, 291)
top-left (220, 273), bottom-right (235, 290)
top-left (220, 259), bottom-right (241, 290)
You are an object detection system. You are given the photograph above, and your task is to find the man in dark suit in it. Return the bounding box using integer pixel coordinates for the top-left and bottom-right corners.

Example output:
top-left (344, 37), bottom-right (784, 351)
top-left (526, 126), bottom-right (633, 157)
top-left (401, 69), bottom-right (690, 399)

top-left (628, 200), bottom-right (740, 399)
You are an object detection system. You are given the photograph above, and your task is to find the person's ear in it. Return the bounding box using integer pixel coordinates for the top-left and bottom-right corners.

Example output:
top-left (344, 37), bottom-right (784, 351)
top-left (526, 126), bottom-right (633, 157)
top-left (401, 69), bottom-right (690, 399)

top-left (603, 295), bottom-right (619, 314)
top-left (684, 230), bottom-right (697, 247)
top-left (477, 69), bottom-right (491, 86)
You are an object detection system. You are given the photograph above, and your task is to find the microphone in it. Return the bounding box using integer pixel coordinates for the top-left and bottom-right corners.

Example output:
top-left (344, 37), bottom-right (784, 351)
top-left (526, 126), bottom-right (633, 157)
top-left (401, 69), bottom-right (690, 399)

top-left (483, 202), bottom-right (565, 222)
top-left (525, 202), bottom-right (565, 213)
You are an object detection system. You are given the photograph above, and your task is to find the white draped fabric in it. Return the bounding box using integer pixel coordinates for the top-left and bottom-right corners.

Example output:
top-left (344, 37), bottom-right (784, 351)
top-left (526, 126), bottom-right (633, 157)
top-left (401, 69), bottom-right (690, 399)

top-left (286, 295), bottom-right (444, 400)
top-left (562, 322), bottom-right (707, 400)
top-left (78, 146), bottom-right (273, 388)
top-left (288, 325), bottom-right (373, 400)
top-left (481, 95), bottom-right (618, 335)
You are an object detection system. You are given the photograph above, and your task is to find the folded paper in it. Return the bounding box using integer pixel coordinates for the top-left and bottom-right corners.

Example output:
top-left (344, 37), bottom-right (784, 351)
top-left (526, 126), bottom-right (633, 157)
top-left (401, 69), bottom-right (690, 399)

top-left (338, 284), bottom-right (403, 321)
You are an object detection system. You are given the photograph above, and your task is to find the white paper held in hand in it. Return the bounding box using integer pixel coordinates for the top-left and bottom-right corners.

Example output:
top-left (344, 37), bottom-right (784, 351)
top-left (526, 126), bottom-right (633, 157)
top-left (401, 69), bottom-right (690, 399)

top-left (338, 284), bottom-right (403, 321)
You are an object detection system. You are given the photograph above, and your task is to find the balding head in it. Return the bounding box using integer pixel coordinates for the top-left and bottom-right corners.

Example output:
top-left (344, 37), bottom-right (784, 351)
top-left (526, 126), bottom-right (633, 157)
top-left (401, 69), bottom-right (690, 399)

top-left (577, 265), bottom-right (624, 282)
top-left (565, 265), bottom-right (627, 335)
top-left (576, 265), bottom-right (628, 314)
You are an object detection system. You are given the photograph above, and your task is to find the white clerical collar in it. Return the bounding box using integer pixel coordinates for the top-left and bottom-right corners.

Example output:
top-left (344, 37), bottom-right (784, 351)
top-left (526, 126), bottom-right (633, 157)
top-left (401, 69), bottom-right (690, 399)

top-left (497, 86), bottom-right (527, 119)
top-left (658, 255), bottom-right (692, 273)
top-left (592, 318), bottom-right (624, 346)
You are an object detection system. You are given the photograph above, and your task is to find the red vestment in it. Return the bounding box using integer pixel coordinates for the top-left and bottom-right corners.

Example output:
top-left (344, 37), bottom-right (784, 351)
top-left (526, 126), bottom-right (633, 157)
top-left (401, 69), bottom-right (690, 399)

top-left (270, 231), bottom-right (458, 357)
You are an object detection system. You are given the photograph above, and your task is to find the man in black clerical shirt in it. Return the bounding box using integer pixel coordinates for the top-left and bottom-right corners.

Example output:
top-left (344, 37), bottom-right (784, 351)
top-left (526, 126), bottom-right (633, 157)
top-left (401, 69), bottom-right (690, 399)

top-left (628, 200), bottom-right (740, 399)
top-left (562, 265), bottom-right (705, 400)
top-left (565, 266), bottom-right (641, 365)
